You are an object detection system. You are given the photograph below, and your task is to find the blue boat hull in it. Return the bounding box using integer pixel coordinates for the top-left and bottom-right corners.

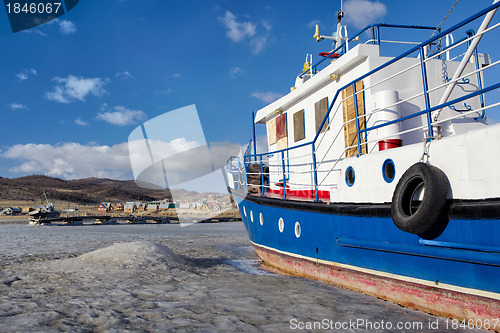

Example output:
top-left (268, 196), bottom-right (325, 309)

top-left (231, 190), bottom-right (500, 320)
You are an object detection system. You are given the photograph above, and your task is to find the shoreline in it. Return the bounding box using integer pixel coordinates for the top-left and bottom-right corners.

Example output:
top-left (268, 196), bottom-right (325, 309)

top-left (0, 216), bottom-right (28, 224)
top-left (0, 215), bottom-right (242, 226)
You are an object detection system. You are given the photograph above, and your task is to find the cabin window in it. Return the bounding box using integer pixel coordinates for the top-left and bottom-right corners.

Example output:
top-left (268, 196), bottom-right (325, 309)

top-left (267, 113), bottom-right (288, 148)
top-left (315, 97), bottom-right (329, 134)
top-left (276, 113), bottom-right (287, 140)
top-left (267, 117), bottom-right (277, 146)
top-left (276, 113), bottom-right (288, 150)
top-left (342, 80), bottom-right (367, 157)
top-left (293, 110), bottom-right (305, 142)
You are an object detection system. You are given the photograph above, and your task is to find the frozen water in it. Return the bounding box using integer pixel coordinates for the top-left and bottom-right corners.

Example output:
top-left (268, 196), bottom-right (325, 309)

top-left (225, 259), bottom-right (276, 276)
top-left (77, 241), bottom-right (186, 267)
top-left (0, 221), bottom-right (482, 332)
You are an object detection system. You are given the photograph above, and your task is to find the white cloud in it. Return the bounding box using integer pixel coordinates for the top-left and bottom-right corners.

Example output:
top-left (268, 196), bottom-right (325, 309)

top-left (251, 91), bottom-right (284, 103)
top-left (129, 138), bottom-right (201, 181)
top-left (46, 19), bottom-right (77, 34)
top-left (344, 0), bottom-right (387, 29)
top-left (307, 20), bottom-right (322, 29)
top-left (74, 117), bottom-right (89, 126)
top-left (46, 75), bottom-right (108, 104)
top-left (261, 20), bottom-right (272, 32)
top-left (16, 73), bottom-right (28, 81)
top-left (129, 139), bottom-right (241, 190)
top-left (255, 135), bottom-right (268, 154)
top-left (9, 103), bottom-right (27, 110)
top-left (22, 29), bottom-right (48, 37)
top-left (22, 19), bottom-right (76, 36)
top-left (16, 68), bottom-right (37, 82)
top-left (172, 73), bottom-right (181, 78)
top-left (156, 88), bottom-right (174, 95)
top-left (250, 35), bottom-right (268, 54)
top-left (218, 11), bottom-right (256, 42)
top-left (115, 71), bottom-right (135, 80)
top-left (97, 105), bottom-right (147, 126)
top-left (229, 66), bottom-right (244, 77)
top-left (57, 19), bottom-right (77, 34)
top-left (218, 10), bottom-right (271, 54)
top-left (2, 142), bottom-right (133, 180)
top-left (1, 139), bottom-right (232, 182)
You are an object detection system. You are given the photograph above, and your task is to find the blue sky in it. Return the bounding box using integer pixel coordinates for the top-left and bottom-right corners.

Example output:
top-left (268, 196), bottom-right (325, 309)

top-left (0, 0), bottom-right (498, 183)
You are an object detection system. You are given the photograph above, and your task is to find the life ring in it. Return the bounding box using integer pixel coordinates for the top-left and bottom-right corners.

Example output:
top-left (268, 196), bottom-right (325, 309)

top-left (391, 163), bottom-right (448, 234)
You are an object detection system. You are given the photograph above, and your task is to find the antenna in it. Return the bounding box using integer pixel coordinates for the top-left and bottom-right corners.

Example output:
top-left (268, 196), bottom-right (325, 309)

top-left (313, 1), bottom-right (346, 44)
top-left (338, 9), bottom-right (344, 23)
top-left (337, 0), bottom-right (345, 24)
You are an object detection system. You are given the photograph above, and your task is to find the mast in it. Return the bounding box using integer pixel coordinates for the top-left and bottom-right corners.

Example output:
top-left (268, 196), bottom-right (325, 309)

top-left (313, 0), bottom-right (349, 52)
top-left (336, 1), bottom-right (345, 49)
top-left (43, 191), bottom-right (49, 206)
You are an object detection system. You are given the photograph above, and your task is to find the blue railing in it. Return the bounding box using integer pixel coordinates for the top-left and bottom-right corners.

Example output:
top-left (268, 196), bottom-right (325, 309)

top-left (239, 2), bottom-right (500, 202)
top-left (300, 23), bottom-right (438, 79)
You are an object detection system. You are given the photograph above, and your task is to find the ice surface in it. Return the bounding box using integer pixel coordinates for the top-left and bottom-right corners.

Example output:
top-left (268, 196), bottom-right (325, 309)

top-left (0, 222), bottom-right (476, 332)
top-left (77, 241), bottom-right (185, 267)
top-left (225, 259), bottom-right (276, 276)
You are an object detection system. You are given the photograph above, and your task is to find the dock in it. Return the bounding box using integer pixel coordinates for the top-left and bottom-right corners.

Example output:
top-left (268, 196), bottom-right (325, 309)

top-left (29, 215), bottom-right (241, 225)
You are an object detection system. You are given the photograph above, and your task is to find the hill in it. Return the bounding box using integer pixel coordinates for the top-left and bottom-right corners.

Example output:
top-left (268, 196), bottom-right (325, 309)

top-left (0, 175), bottom-right (173, 205)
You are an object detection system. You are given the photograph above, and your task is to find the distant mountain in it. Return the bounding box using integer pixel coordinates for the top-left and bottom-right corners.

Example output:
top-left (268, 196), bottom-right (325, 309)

top-left (0, 175), bottom-right (172, 204)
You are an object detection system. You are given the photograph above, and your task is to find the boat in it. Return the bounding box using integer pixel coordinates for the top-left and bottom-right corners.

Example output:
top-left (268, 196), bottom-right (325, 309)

top-left (29, 192), bottom-right (60, 222)
top-left (225, 1), bottom-right (500, 326)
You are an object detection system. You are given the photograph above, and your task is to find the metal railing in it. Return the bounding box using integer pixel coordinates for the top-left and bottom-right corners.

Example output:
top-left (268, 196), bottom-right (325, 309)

top-left (300, 23), bottom-right (438, 79)
top-left (228, 2), bottom-right (500, 202)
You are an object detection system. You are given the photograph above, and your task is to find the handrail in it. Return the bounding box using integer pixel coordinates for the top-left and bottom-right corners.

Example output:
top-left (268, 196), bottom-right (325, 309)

top-left (361, 82), bottom-right (500, 135)
top-left (238, 3), bottom-right (500, 201)
top-left (300, 23), bottom-right (438, 78)
top-left (249, 1), bottom-right (500, 161)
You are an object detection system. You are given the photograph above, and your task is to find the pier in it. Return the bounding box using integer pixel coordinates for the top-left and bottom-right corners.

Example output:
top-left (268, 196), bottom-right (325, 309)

top-left (29, 215), bottom-right (241, 225)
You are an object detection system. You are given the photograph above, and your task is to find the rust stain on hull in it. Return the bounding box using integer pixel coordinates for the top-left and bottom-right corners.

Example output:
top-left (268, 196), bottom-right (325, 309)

top-left (254, 244), bottom-right (500, 329)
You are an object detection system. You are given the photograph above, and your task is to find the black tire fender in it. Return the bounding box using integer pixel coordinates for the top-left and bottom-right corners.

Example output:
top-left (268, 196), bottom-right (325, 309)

top-left (391, 163), bottom-right (448, 234)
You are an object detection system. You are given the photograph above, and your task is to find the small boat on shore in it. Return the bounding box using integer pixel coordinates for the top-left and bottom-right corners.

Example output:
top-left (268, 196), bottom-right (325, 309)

top-left (226, 1), bottom-right (500, 326)
top-left (29, 192), bottom-right (60, 222)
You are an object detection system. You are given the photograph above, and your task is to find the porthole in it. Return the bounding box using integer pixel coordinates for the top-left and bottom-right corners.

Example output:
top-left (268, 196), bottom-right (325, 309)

top-left (278, 218), bottom-right (284, 233)
top-left (243, 206), bottom-right (247, 217)
top-left (294, 222), bottom-right (301, 238)
top-left (259, 213), bottom-right (264, 225)
top-left (250, 210), bottom-right (254, 223)
top-left (382, 159), bottom-right (396, 183)
top-left (345, 166), bottom-right (355, 187)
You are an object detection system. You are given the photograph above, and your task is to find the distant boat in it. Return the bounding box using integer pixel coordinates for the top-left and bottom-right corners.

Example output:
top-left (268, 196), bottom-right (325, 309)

top-left (226, 1), bottom-right (500, 325)
top-left (29, 192), bottom-right (60, 221)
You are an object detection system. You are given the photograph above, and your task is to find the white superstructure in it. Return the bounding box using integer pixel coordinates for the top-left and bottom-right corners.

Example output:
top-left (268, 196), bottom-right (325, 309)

top-left (230, 11), bottom-right (500, 205)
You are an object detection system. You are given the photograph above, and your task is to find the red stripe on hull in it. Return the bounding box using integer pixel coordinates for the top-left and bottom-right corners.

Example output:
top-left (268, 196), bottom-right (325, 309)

top-left (269, 188), bottom-right (330, 200)
top-left (254, 244), bottom-right (500, 327)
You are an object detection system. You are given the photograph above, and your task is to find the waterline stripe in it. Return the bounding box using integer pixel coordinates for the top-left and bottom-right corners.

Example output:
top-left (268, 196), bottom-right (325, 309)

top-left (251, 240), bottom-right (500, 301)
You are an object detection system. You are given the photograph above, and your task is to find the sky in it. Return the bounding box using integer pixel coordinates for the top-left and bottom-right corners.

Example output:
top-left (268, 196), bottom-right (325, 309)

top-left (0, 0), bottom-right (498, 190)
